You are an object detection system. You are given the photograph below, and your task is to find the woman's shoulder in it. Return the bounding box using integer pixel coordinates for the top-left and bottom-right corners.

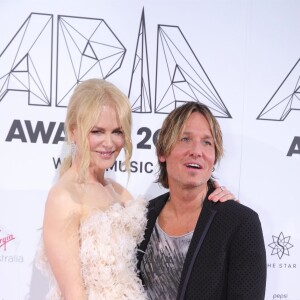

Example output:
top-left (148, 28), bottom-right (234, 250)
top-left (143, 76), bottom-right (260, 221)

top-left (45, 179), bottom-right (82, 215)
top-left (48, 177), bottom-right (77, 199)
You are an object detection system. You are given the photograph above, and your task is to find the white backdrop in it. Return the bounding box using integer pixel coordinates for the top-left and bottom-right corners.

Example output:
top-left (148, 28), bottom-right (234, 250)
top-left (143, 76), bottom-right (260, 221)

top-left (0, 1), bottom-right (299, 299)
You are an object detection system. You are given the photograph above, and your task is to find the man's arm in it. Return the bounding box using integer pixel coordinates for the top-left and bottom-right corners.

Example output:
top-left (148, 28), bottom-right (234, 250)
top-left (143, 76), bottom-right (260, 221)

top-left (227, 211), bottom-right (267, 299)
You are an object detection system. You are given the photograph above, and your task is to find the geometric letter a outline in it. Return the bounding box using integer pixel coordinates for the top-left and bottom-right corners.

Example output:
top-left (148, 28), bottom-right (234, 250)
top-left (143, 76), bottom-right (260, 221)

top-left (155, 24), bottom-right (231, 118)
top-left (257, 58), bottom-right (300, 121)
top-left (0, 13), bottom-right (53, 106)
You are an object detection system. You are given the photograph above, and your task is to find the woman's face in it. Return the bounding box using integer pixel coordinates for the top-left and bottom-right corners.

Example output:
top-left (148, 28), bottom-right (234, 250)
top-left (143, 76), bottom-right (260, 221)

top-left (87, 105), bottom-right (125, 171)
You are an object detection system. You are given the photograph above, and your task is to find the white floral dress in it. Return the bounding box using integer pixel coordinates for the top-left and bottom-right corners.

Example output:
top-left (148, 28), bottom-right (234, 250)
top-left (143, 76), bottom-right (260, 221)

top-left (36, 198), bottom-right (148, 300)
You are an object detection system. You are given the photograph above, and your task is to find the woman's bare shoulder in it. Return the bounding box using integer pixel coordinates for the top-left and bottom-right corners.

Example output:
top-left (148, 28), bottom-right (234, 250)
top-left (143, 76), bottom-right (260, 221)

top-left (45, 179), bottom-right (83, 217)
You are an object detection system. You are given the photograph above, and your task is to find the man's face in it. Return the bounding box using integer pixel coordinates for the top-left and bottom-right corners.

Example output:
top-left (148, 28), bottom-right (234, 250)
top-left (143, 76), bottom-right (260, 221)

top-left (160, 112), bottom-right (215, 190)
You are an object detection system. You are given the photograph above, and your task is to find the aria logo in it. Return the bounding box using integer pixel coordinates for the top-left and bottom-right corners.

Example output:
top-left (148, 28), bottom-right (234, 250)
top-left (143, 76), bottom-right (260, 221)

top-left (0, 11), bottom-right (231, 117)
top-left (268, 232), bottom-right (294, 259)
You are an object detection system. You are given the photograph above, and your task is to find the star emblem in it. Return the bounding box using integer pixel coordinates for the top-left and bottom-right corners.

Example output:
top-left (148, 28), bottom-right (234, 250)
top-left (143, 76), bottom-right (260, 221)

top-left (268, 232), bottom-right (293, 259)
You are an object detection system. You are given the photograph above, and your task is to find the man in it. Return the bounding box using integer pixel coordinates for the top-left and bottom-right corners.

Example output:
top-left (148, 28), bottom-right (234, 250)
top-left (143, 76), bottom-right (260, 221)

top-left (138, 102), bottom-right (266, 299)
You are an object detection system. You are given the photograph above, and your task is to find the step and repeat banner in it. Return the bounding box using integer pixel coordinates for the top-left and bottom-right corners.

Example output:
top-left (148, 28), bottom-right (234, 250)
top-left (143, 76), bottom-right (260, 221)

top-left (0, 0), bottom-right (299, 299)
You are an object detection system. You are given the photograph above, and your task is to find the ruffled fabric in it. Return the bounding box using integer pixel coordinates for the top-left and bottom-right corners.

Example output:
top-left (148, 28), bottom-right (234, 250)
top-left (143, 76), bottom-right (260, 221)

top-left (35, 241), bottom-right (63, 300)
top-left (35, 198), bottom-right (148, 300)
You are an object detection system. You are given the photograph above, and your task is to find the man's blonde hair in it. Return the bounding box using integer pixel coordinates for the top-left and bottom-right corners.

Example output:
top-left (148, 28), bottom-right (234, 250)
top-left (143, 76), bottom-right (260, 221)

top-left (156, 101), bottom-right (223, 188)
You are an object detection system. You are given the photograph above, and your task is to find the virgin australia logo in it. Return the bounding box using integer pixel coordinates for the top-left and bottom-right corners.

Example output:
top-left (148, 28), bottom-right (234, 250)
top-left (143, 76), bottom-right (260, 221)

top-left (0, 227), bottom-right (23, 264)
top-left (0, 229), bottom-right (16, 251)
top-left (268, 232), bottom-right (294, 259)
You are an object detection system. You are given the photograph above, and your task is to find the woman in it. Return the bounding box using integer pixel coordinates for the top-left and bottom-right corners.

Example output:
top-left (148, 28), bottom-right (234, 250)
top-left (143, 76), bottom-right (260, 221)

top-left (36, 79), bottom-right (234, 299)
top-left (36, 79), bottom-right (147, 300)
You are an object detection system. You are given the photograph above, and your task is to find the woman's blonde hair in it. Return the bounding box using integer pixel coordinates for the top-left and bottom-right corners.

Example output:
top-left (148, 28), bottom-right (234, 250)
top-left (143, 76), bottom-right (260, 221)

top-left (60, 78), bottom-right (132, 182)
top-left (156, 101), bottom-right (224, 188)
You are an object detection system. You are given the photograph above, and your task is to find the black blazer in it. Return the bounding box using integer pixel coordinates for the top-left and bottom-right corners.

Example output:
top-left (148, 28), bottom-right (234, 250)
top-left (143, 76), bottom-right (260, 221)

top-left (137, 189), bottom-right (267, 300)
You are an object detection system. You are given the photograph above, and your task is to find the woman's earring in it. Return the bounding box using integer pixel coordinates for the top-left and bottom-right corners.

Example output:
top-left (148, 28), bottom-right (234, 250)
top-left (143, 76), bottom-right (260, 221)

top-left (71, 142), bottom-right (76, 161)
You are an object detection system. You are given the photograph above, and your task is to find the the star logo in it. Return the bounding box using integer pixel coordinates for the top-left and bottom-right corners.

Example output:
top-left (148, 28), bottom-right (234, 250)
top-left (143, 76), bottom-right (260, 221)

top-left (268, 232), bottom-right (294, 259)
